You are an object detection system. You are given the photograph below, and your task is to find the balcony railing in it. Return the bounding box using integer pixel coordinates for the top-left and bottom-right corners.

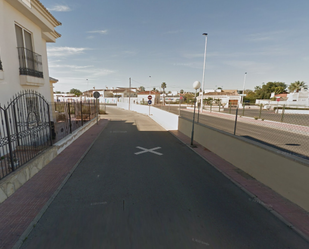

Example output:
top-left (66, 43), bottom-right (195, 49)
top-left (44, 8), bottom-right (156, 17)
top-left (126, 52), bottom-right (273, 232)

top-left (17, 47), bottom-right (43, 78)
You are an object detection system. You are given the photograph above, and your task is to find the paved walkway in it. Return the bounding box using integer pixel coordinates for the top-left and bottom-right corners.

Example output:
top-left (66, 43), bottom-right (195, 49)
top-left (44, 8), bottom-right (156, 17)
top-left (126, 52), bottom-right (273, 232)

top-left (0, 109), bottom-right (308, 248)
top-left (0, 119), bottom-right (108, 249)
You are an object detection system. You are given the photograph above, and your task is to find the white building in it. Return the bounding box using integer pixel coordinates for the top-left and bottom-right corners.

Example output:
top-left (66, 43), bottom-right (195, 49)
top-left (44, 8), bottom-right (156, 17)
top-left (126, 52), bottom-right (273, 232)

top-left (137, 91), bottom-right (160, 105)
top-left (199, 90), bottom-right (241, 107)
top-left (0, 0), bottom-right (61, 104)
top-left (286, 88), bottom-right (309, 105)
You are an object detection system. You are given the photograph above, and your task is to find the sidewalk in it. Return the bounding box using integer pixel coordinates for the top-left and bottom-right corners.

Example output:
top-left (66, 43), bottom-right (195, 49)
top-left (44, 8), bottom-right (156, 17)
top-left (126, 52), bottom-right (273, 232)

top-left (0, 119), bottom-right (108, 249)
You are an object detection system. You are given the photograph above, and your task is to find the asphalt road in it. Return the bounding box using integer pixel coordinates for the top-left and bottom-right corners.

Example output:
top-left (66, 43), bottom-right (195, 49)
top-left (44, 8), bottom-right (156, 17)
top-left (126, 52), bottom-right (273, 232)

top-left (156, 105), bottom-right (309, 159)
top-left (21, 107), bottom-right (309, 248)
top-left (156, 105), bottom-right (309, 126)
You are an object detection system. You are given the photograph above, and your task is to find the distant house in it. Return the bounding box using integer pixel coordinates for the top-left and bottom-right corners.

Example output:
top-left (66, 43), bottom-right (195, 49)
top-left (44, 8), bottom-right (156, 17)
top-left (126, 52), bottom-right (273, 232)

top-left (199, 90), bottom-right (241, 107)
top-left (0, 0), bottom-right (61, 108)
top-left (137, 91), bottom-right (160, 105)
top-left (82, 87), bottom-right (137, 103)
top-left (286, 88), bottom-right (309, 104)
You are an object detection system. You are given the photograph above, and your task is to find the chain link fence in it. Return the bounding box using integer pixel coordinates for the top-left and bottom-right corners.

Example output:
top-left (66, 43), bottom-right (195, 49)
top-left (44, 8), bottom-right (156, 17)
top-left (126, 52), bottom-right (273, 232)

top-left (154, 102), bottom-right (309, 161)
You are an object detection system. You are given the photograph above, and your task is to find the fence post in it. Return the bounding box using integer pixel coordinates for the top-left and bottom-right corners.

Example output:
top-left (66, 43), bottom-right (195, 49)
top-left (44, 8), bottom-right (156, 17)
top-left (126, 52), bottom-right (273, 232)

top-left (89, 101), bottom-right (91, 121)
top-left (242, 103), bottom-right (245, 116)
top-left (47, 103), bottom-right (53, 146)
top-left (234, 107), bottom-right (239, 135)
top-left (4, 108), bottom-right (15, 171)
top-left (281, 104), bottom-right (285, 122)
top-left (12, 104), bottom-right (20, 146)
top-left (68, 102), bottom-right (72, 133)
top-left (218, 101), bottom-right (221, 112)
top-left (96, 99), bottom-right (99, 125)
top-left (81, 101), bottom-right (83, 126)
top-left (259, 104), bottom-right (262, 119)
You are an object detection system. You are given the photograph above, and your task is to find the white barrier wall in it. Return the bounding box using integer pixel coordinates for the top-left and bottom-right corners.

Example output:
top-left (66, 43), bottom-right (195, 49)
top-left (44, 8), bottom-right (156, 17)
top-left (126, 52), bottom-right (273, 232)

top-left (117, 103), bottom-right (178, 130)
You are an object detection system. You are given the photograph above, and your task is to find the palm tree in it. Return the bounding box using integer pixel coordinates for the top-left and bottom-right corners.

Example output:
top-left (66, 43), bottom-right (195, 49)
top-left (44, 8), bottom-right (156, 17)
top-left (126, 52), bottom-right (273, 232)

top-left (161, 82), bottom-right (167, 105)
top-left (288, 81), bottom-right (307, 93)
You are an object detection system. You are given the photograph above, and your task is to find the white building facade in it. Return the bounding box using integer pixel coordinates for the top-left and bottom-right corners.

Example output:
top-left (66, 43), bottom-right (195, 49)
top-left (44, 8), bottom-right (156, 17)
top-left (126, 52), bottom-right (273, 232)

top-left (0, 0), bottom-right (61, 104)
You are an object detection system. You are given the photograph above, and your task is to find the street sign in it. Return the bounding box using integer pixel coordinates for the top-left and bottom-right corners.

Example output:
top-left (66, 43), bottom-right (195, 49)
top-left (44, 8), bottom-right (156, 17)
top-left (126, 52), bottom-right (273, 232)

top-left (148, 95), bottom-right (152, 100)
top-left (93, 91), bottom-right (100, 98)
top-left (148, 100), bottom-right (152, 105)
top-left (276, 98), bottom-right (280, 102)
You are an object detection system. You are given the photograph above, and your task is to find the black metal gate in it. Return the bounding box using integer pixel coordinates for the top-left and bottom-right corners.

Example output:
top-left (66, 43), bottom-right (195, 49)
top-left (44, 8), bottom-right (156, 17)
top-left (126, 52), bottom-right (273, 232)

top-left (0, 90), bottom-right (52, 180)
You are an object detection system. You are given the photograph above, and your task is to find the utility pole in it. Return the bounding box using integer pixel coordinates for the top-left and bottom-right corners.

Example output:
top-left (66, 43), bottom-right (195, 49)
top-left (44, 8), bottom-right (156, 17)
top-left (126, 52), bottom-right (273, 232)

top-left (129, 77), bottom-right (131, 111)
top-left (201, 33), bottom-right (208, 113)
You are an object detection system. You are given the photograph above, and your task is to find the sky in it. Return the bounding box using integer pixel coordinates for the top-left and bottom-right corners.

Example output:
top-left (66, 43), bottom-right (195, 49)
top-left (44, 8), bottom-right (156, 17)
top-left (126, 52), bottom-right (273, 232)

top-left (44, 0), bottom-right (309, 93)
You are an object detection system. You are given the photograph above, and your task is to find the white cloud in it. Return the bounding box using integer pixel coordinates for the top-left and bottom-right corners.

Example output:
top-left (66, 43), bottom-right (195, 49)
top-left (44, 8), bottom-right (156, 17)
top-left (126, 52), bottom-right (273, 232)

top-left (87, 30), bottom-right (108, 34)
top-left (222, 60), bottom-right (273, 74)
top-left (246, 31), bottom-right (286, 42)
top-left (182, 53), bottom-right (204, 59)
top-left (163, 30), bottom-right (183, 35)
top-left (49, 64), bottom-right (94, 69)
top-left (48, 5), bottom-right (71, 12)
top-left (47, 47), bottom-right (89, 57)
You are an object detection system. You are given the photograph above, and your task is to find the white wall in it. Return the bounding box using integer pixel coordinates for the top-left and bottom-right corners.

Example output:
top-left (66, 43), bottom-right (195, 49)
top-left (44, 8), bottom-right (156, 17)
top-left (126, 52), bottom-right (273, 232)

top-left (117, 103), bottom-right (179, 130)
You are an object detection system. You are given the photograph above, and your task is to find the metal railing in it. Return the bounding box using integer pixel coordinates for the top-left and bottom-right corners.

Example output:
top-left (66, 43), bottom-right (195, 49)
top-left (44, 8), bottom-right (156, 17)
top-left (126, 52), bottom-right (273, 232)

top-left (0, 90), bottom-right (52, 180)
top-left (53, 100), bottom-right (99, 142)
top-left (17, 47), bottom-right (43, 78)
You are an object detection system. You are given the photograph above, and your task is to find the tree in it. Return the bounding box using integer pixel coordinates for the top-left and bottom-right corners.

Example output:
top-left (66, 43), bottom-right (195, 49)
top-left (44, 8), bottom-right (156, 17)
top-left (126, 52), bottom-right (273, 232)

top-left (243, 90), bottom-right (256, 103)
top-left (161, 82), bottom-right (167, 93)
top-left (182, 92), bottom-right (194, 104)
top-left (69, 88), bottom-right (82, 97)
top-left (180, 89), bottom-right (184, 94)
top-left (139, 86), bottom-right (145, 92)
top-left (161, 82), bottom-right (167, 105)
top-left (254, 82), bottom-right (287, 99)
top-left (288, 81), bottom-right (307, 93)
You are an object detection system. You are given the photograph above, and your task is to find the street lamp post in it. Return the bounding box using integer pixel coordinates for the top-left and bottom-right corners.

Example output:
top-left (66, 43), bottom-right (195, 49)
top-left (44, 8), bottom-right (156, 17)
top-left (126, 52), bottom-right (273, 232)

top-left (241, 72), bottom-right (247, 107)
top-left (201, 33), bottom-right (208, 113)
top-left (191, 81), bottom-right (201, 147)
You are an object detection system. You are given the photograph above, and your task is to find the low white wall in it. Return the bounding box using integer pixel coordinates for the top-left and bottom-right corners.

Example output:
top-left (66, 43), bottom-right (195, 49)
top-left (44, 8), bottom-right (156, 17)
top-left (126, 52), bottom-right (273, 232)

top-left (117, 103), bottom-right (178, 130)
top-left (278, 109), bottom-right (309, 114)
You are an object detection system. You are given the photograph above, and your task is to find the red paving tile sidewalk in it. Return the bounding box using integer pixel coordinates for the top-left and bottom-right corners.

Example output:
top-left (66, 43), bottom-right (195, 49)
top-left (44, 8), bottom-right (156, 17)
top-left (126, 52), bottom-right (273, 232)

top-left (0, 119), bottom-right (108, 249)
top-left (170, 130), bottom-right (309, 242)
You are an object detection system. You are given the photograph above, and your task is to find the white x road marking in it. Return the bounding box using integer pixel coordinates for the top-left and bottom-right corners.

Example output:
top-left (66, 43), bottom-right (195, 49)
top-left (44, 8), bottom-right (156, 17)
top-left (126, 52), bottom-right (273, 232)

top-left (135, 146), bottom-right (163, 156)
